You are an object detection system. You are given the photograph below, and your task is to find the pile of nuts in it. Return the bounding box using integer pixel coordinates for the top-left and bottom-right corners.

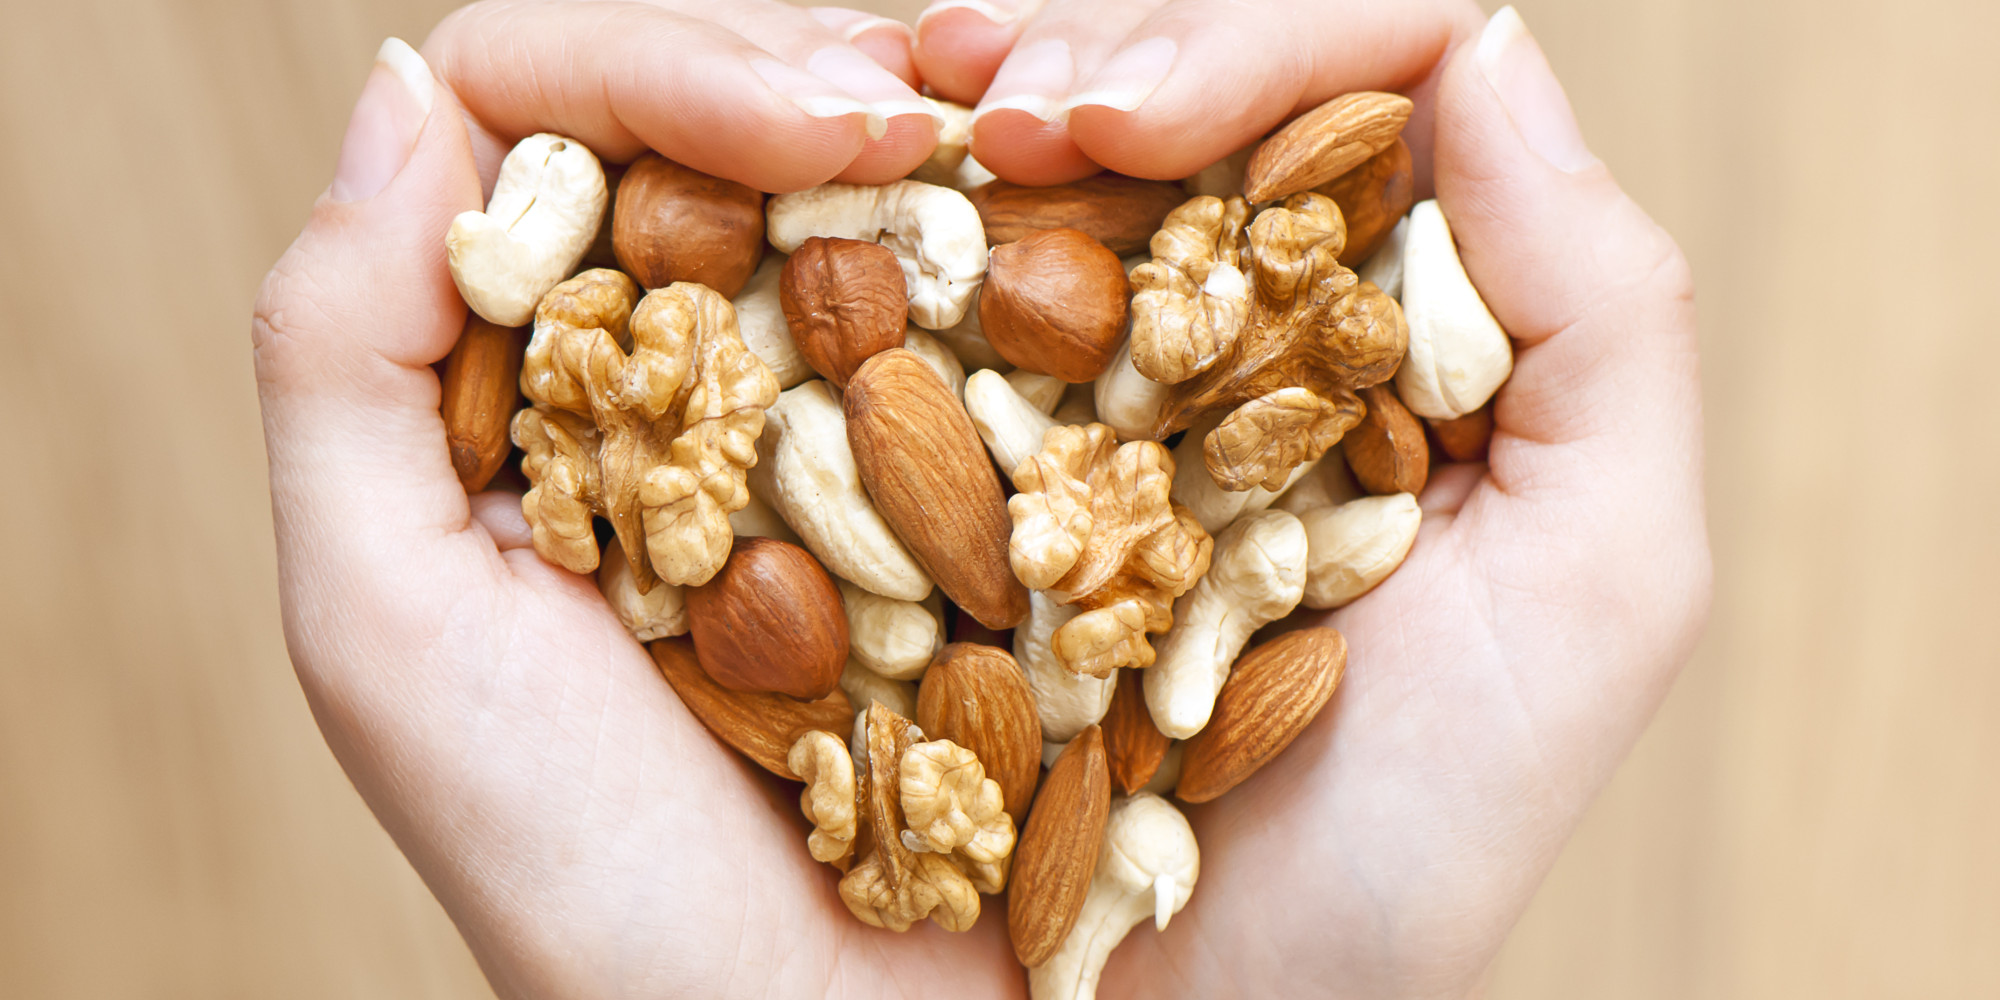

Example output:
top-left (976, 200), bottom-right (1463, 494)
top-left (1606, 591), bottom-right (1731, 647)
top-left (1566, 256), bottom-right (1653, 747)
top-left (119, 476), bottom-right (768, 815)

top-left (436, 90), bottom-right (1512, 1000)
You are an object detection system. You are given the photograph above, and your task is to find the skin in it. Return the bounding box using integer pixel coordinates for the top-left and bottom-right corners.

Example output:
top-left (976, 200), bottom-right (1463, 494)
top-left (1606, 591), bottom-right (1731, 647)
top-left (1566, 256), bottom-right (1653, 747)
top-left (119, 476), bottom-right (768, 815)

top-left (253, 1), bottom-right (1709, 997)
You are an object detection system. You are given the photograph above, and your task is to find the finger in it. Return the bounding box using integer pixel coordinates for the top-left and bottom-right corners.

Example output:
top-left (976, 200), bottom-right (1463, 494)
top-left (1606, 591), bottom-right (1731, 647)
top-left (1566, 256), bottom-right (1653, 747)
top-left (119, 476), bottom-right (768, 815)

top-left (1057, 0), bottom-right (1488, 182)
top-left (1432, 8), bottom-right (1709, 641)
top-left (911, 0), bottom-right (1047, 104)
top-left (804, 7), bottom-right (921, 88)
top-left (423, 0), bottom-right (936, 193)
top-left (963, 0), bottom-right (1165, 184)
top-left (471, 490), bottom-right (535, 551)
top-left (253, 39), bottom-right (484, 555)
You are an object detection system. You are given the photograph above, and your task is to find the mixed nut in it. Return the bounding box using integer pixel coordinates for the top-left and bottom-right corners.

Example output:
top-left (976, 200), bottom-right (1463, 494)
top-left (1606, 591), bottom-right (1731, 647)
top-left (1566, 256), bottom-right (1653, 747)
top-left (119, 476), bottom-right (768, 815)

top-left (438, 90), bottom-right (1511, 999)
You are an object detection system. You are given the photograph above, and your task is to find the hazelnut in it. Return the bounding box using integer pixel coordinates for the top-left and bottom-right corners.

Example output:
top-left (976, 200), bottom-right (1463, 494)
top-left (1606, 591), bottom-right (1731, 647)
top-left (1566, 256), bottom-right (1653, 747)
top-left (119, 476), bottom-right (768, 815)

top-left (612, 152), bottom-right (765, 297)
top-left (686, 537), bottom-right (849, 700)
top-left (779, 237), bottom-right (908, 388)
top-left (979, 228), bottom-right (1130, 383)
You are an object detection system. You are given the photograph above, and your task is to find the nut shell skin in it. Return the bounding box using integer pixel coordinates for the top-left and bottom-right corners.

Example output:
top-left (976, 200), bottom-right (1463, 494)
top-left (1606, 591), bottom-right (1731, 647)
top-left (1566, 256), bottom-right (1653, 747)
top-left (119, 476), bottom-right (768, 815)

top-left (780, 237), bottom-right (908, 388)
top-left (1342, 384), bottom-right (1430, 496)
top-left (648, 638), bottom-right (852, 777)
top-left (613, 153), bottom-right (766, 297)
top-left (686, 537), bottom-right (849, 700)
top-left (917, 643), bottom-right (1043, 823)
top-left (969, 174), bottom-right (1187, 256)
top-left (844, 350), bottom-right (1030, 630)
top-left (1103, 668), bottom-right (1170, 795)
top-left (439, 314), bottom-right (526, 492)
top-left (980, 228), bottom-right (1130, 383)
top-left (1429, 403), bottom-right (1494, 462)
top-left (1176, 627), bottom-right (1346, 803)
top-left (1317, 137), bottom-right (1415, 267)
top-left (1009, 725), bottom-right (1110, 968)
top-left (1242, 92), bottom-right (1413, 204)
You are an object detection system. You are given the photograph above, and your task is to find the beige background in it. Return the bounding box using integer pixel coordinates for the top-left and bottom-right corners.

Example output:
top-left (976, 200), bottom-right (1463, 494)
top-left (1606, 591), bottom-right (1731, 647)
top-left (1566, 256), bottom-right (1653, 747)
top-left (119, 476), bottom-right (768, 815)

top-left (3, 0), bottom-right (1995, 996)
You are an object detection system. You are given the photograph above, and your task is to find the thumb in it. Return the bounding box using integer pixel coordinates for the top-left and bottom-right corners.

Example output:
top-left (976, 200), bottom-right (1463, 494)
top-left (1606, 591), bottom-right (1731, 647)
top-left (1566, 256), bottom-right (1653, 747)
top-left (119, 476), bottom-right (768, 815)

top-left (253, 38), bottom-right (483, 557)
top-left (1432, 8), bottom-right (1709, 651)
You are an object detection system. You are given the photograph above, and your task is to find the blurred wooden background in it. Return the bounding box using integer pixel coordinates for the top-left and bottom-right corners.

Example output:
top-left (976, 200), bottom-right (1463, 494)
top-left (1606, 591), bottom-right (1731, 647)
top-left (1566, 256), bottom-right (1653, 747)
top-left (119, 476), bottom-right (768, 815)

top-left (3, 0), bottom-right (1995, 996)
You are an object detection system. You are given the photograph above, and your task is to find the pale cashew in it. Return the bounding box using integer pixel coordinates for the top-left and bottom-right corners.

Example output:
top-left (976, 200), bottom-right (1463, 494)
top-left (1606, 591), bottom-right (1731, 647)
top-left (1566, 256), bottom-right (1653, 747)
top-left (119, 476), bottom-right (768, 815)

top-left (1053, 384), bottom-right (1098, 426)
top-left (1298, 492), bottom-right (1421, 609)
top-left (1181, 146), bottom-right (1254, 199)
top-left (597, 538), bottom-right (687, 641)
top-left (446, 133), bottom-right (607, 326)
top-left (1013, 591), bottom-right (1117, 742)
top-left (903, 326), bottom-right (966, 398)
top-left (965, 369), bottom-right (1058, 478)
top-left (1093, 337), bottom-right (1172, 442)
top-left (933, 292), bottom-right (1013, 372)
top-left (1144, 510), bottom-right (1309, 739)
top-left (1358, 214), bottom-right (1409, 300)
top-left (1274, 451), bottom-right (1363, 518)
top-left (730, 253), bottom-right (815, 388)
top-left (839, 579), bottom-right (944, 681)
top-left (1140, 742), bottom-right (1183, 796)
top-left (1029, 793), bottom-right (1199, 1000)
top-left (766, 180), bottom-right (989, 329)
top-left (1006, 371), bottom-right (1066, 414)
top-left (727, 487), bottom-right (801, 546)
top-left (1394, 200), bottom-right (1513, 419)
top-left (1170, 412), bottom-right (1322, 534)
top-left (840, 658), bottom-right (918, 722)
top-left (905, 98), bottom-right (997, 192)
top-left (750, 380), bottom-right (934, 601)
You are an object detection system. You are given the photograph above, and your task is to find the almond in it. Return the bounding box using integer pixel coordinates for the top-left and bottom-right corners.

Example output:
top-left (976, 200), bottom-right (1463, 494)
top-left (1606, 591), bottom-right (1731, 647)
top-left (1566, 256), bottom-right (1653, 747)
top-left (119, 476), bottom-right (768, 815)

top-left (649, 638), bottom-right (853, 778)
top-left (844, 349), bottom-right (1030, 629)
top-left (1317, 137), bottom-right (1415, 266)
top-left (916, 643), bottom-right (1042, 823)
top-left (1342, 384), bottom-right (1430, 496)
top-left (1429, 403), bottom-right (1494, 463)
top-left (779, 236), bottom-right (907, 388)
top-left (439, 313), bottom-right (526, 492)
top-left (968, 174), bottom-right (1188, 256)
top-left (980, 228), bottom-right (1130, 383)
top-left (685, 538), bottom-right (849, 700)
top-left (1176, 627), bottom-right (1346, 803)
top-left (1102, 668), bottom-right (1170, 795)
top-left (1009, 725), bottom-right (1110, 968)
top-left (1242, 92), bottom-right (1414, 204)
top-left (613, 152), bottom-right (765, 297)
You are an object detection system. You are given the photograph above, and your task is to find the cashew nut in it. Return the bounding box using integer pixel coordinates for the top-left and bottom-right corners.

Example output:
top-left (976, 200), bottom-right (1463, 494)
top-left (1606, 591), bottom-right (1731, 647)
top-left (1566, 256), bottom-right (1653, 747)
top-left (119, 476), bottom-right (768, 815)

top-left (906, 98), bottom-right (997, 192)
top-left (749, 380), bottom-right (934, 601)
top-left (730, 253), bottom-right (815, 388)
top-left (1053, 383), bottom-right (1098, 426)
top-left (839, 579), bottom-right (944, 681)
top-left (1170, 412), bottom-right (1322, 535)
top-left (1140, 742), bottom-right (1183, 796)
top-left (840, 658), bottom-right (918, 722)
top-left (934, 292), bottom-right (1014, 372)
top-left (727, 487), bottom-right (801, 546)
top-left (446, 133), bottom-right (608, 326)
top-left (1358, 214), bottom-right (1409, 300)
top-left (1298, 492), bottom-right (1421, 609)
top-left (1014, 591), bottom-right (1118, 742)
top-left (1394, 200), bottom-right (1513, 419)
top-left (903, 326), bottom-right (967, 399)
top-left (597, 538), bottom-right (687, 641)
top-left (965, 369), bottom-right (1059, 477)
top-left (1093, 337), bottom-right (1172, 442)
top-left (1144, 510), bottom-right (1309, 739)
top-left (1007, 370), bottom-right (1066, 414)
top-left (1274, 451), bottom-right (1363, 517)
top-left (766, 180), bottom-right (989, 330)
top-left (1028, 792), bottom-right (1199, 1000)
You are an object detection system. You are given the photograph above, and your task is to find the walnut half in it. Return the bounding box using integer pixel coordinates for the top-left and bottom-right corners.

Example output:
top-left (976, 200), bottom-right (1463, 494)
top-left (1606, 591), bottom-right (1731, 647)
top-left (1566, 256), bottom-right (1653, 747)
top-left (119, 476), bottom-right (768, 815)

top-left (512, 269), bottom-right (781, 591)
top-left (1129, 193), bottom-right (1407, 492)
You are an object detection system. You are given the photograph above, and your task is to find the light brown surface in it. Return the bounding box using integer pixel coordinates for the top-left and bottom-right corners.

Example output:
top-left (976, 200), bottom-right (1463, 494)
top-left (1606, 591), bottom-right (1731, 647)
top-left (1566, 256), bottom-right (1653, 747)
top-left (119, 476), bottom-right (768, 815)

top-left (1, 0), bottom-right (1994, 997)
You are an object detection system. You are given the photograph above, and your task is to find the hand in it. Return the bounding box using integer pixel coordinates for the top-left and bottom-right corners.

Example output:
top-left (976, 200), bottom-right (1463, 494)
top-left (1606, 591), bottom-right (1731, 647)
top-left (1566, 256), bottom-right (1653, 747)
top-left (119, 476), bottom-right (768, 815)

top-left (253, 3), bottom-right (1022, 996)
top-left (916, 2), bottom-right (1710, 996)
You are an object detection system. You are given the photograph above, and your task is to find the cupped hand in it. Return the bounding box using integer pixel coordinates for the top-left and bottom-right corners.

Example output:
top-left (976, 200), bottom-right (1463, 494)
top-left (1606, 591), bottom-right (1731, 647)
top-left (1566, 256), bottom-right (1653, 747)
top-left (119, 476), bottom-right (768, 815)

top-left (917, 1), bottom-right (1710, 996)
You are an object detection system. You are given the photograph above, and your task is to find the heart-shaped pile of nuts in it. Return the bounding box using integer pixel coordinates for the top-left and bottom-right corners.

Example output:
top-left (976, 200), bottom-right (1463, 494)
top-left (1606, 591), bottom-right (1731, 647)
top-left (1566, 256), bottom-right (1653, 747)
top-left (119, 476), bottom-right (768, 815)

top-left (436, 91), bottom-right (1512, 1000)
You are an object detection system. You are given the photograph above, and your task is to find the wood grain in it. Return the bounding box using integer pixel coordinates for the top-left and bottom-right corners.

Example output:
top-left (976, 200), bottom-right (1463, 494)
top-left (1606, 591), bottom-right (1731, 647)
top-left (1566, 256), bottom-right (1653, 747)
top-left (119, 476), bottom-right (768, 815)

top-left (1, 0), bottom-right (1995, 997)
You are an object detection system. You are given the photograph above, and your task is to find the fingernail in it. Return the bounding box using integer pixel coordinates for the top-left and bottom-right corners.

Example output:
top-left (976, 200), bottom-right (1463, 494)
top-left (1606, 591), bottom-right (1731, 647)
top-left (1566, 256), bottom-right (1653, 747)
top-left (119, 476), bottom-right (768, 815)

top-left (330, 38), bottom-right (434, 203)
top-left (805, 47), bottom-right (942, 130)
top-left (915, 0), bottom-right (1022, 32)
top-left (971, 38), bottom-right (1073, 125)
top-left (1063, 37), bottom-right (1176, 114)
top-left (1476, 7), bottom-right (1597, 173)
top-left (753, 58), bottom-right (889, 141)
top-left (840, 15), bottom-right (915, 45)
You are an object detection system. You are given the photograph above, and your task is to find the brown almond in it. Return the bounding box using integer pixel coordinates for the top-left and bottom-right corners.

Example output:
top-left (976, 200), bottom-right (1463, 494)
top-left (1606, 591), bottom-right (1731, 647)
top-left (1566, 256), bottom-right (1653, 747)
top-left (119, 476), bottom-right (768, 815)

top-left (980, 228), bottom-right (1130, 383)
top-left (1009, 726), bottom-right (1110, 967)
top-left (1243, 92), bottom-right (1414, 204)
top-left (1317, 137), bottom-right (1415, 266)
top-left (686, 538), bottom-right (849, 700)
top-left (1429, 403), bottom-right (1494, 463)
top-left (1102, 669), bottom-right (1170, 795)
top-left (439, 314), bottom-right (527, 492)
top-left (613, 152), bottom-right (766, 297)
top-left (779, 237), bottom-right (907, 388)
top-left (844, 349), bottom-right (1030, 629)
top-left (1177, 627), bottom-right (1346, 803)
top-left (1343, 384), bottom-right (1430, 496)
top-left (649, 638), bottom-right (853, 778)
top-left (916, 643), bottom-right (1042, 823)
top-left (968, 174), bottom-right (1188, 256)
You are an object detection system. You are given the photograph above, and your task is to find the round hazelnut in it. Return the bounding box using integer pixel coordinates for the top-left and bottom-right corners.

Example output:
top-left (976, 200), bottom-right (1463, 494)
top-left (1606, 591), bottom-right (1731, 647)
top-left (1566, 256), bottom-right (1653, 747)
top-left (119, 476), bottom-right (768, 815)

top-left (612, 153), bottom-right (765, 297)
top-left (686, 538), bottom-right (849, 700)
top-left (979, 228), bottom-right (1130, 383)
top-left (779, 237), bottom-right (908, 388)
